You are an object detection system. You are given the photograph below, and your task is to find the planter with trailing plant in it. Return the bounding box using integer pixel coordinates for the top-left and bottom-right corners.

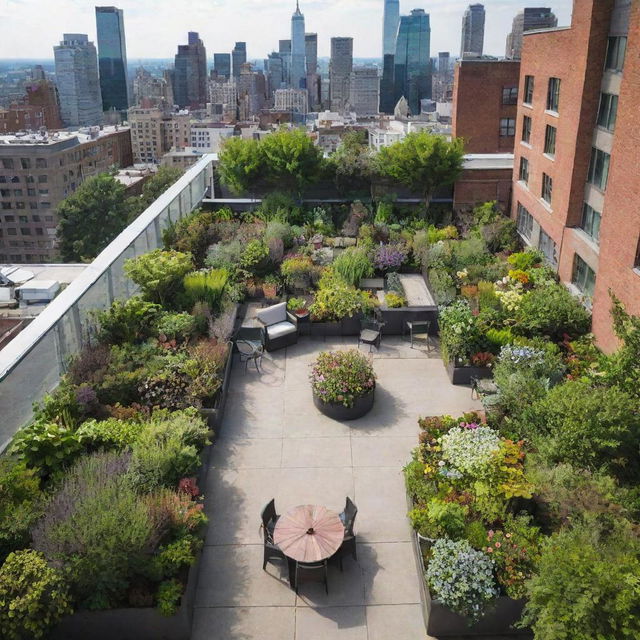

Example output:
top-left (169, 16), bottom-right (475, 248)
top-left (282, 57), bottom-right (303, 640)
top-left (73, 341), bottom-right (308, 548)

top-left (310, 350), bottom-right (376, 420)
top-left (446, 359), bottom-right (494, 386)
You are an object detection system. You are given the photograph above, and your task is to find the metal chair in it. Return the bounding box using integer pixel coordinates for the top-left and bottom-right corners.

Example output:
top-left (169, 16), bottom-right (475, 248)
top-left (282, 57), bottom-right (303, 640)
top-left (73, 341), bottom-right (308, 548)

top-left (358, 317), bottom-right (384, 352)
top-left (405, 320), bottom-right (432, 350)
top-left (295, 560), bottom-right (329, 595)
top-left (236, 339), bottom-right (264, 373)
top-left (333, 497), bottom-right (358, 571)
top-left (260, 499), bottom-right (283, 570)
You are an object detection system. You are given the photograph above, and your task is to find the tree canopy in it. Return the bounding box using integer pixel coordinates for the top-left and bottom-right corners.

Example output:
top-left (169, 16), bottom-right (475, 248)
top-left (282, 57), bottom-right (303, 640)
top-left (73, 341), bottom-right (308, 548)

top-left (376, 132), bottom-right (465, 203)
top-left (217, 136), bottom-right (265, 196)
top-left (56, 173), bottom-right (133, 263)
top-left (137, 166), bottom-right (184, 212)
top-left (329, 130), bottom-right (375, 196)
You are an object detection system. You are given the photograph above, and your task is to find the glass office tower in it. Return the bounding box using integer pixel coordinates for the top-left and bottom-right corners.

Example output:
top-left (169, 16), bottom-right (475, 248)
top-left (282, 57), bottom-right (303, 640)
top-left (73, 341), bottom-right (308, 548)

top-left (95, 6), bottom-right (129, 112)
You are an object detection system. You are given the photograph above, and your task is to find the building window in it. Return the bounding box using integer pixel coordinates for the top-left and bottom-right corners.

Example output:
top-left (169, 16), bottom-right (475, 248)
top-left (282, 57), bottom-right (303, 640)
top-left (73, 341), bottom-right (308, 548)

top-left (524, 75), bottom-right (534, 104)
top-left (35, 158), bottom-right (47, 169)
top-left (572, 254), bottom-right (596, 298)
top-left (587, 147), bottom-right (611, 191)
top-left (547, 77), bottom-right (561, 112)
top-left (597, 93), bottom-right (618, 132)
top-left (516, 203), bottom-right (534, 240)
top-left (542, 173), bottom-right (553, 204)
top-left (522, 116), bottom-right (532, 144)
top-left (500, 118), bottom-right (516, 137)
top-left (605, 36), bottom-right (627, 72)
top-left (29, 202), bottom-right (38, 210)
top-left (20, 228), bottom-right (31, 236)
top-left (502, 86), bottom-right (518, 105)
top-left (544, 125), bottom-right (557, 157)
top-left (18, 216), bottom-right (27, 223)
top-left (27, 188), bottom-right (36, 196)
top-left (539, 229), bottom-right (557, 266)
top-left (7, 228), bottom-right (17, 236)
top-left (581, 203), bottom-right (601, 243)
top-left (20, 158), bottom-right (31, 170)
top-left (519, 157), bottom-right (529, 184)
top-left (1, 159), bottom-right (14, 169)
top-left (37, 175), bottom-right (48, 184)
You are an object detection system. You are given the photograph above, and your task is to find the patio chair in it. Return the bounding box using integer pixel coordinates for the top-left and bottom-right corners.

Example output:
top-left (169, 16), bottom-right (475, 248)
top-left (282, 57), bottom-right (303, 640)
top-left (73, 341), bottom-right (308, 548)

top-left (236, 339), bottom-right (264, 374)
top-left (261, 499), bottom-right (283, 570)
top-left (295, 559), bottom-right (329, 595)
top-left (333, 497), bottom-right (358, 571)
top-left (405, 320), bottom-right (432, 351)
top-left (358, 317), bottom-right (384, 352)
top-left (256, 302), bottom-right (298, 352)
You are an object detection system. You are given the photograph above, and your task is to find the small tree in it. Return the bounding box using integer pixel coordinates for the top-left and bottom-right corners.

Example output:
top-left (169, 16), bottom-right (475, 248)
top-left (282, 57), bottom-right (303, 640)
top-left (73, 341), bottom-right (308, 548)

top-left (217, 136), bottom-right (265, 196)
top-left (376, 132), bottom-right (465, 204)
top-left (56, 173), bottom-right (133, 262)
top-left (135, 166), bottom-right (184, 215)
top-left (260, 127), bottom-right (324, 196)
top-left (330, 130), bottom-right (374, 196)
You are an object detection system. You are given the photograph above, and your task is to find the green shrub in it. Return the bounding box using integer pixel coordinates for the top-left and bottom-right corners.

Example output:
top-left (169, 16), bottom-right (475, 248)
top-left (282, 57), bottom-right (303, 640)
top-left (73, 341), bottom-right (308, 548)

top-left (515, 284), bottom-right (591, 340)
top-left (0, 550), bottom-right (72, 640)
top-left (438, 300), bottom-right (482, 363)
top-left (428, 268), bottom-right (456, 306)
top-left (77, 417), bottom-right (144, 451)
top-left (239, 239), bottom-right (270, 276)
top-left (183, 269), bottom-right (229, 311)
top-left (156, 535), bottom-right (200, 579)
top-left (507, 249), bottom-right (544, 271)
top-left (124, 250), bottom-right (193, 307)
top-left (521, 381), bottom-right (640, 480)
top-left (604, 296), bottom-right (640, 399)
top-left (156, 579), bottom-right (183, 617)
top-left (280, 255), bottom-right (318, 289)
top-left (162, 209), bottom-right (218, 268)
top-left (332, 247), bottom-right (374, 287)
top-left (156, 312), bottom-right (198, 343)
top-left (264, 220), bottom-right (294, 248)
top-left (385, 292), bottom-right (407, 308)
top-left (409, 499), bottom-right (467, 539)
top-left (480, 218), bottom-right (518, 253)
top-left (521, 521), bottom-right (640, 640)
top-left (96, 297), bottom-right (162, 345)
top-left (206, 239), bottom-right (244, 271)
top-left (309, 270), bottom-right (375, 322)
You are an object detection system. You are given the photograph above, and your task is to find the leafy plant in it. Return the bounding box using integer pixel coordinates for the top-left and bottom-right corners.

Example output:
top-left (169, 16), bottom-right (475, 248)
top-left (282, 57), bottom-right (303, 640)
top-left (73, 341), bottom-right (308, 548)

top-left (280, 255), bottom-right (317, 289)
top-left (0, 550), bottom-right (72, 640)
top-left (156, 579), bottom-right (183, 617)
top-left (309, 270), bottom-right (375, 322)
top-left (287, 297), bottom-right (307, 312)
top-left (438, 300), bottom-right (482, 363)
top-left (77, 417), bottom-right (144, 451)
top-left (332, 247), bottom-right (374, 287)
top-left (373, 243), bottom-right (408, 272)
top-left (409, 498), bottom-right (467, 540)
top-left (385, 292), bottom-right (407, 308)
top-left (96, 297), bottom-right (162, 345)
top-left (310, 350), bottom-right (376, 407)
top-left (440, 424), bottom-right (501, 476)
top-left (156, 312), bottom-right (198, 344)
top-left (162, 209), bottom-right (218, 268)
top-left (183, 269), bottom-right (229, 311)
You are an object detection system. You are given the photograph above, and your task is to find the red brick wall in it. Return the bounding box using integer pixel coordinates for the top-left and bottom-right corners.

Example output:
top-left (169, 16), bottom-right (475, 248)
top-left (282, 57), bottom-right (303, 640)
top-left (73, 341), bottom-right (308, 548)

top-left (452, 61), bottom-right (521, 154)
top-left (454, 168), bottom-right (513, 212)
top-left (591, 0), bottom-right (640, 352)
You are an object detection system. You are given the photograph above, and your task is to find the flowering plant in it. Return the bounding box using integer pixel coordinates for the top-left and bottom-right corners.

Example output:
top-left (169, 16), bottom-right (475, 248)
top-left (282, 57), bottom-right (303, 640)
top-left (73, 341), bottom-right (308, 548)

top-left (495, 288), bottom-right (524, 313)
top-left (427, 538), bottom-right (499, 620)
top-left (310, 350), bottom-right (376, 407)
top-left (498, 345), bottom-right (547, 368)
top-left (470, 352), bottom-right (495, 368)
top-left (373, 243), bottom-right (408, 272)
top-left (439, 300), bottom-right (482, 363)
top-left (440, 424), bottom-right (501, 476)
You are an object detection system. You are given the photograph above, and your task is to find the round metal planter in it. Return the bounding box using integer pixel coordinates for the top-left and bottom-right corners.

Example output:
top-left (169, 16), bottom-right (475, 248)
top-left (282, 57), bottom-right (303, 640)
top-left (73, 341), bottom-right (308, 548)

top-left (312, 388), bottom-right (375, 421)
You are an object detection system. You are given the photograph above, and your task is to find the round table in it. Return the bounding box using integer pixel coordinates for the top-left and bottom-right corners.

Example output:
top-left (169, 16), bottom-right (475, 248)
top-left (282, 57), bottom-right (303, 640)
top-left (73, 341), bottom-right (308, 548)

top-left (273, 505), bottom-right (344, 563)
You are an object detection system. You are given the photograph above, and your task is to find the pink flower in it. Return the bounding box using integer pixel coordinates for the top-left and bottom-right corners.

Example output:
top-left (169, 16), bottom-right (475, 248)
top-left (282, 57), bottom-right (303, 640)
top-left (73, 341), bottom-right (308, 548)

top-left (488, 530), bottom-right (494, 539)
top-left (495, 542), bottom-right (502, 549)
top-left (505, 533), bottom-right (512, 539)
top-left (487, 547), bottom-right (493, 553)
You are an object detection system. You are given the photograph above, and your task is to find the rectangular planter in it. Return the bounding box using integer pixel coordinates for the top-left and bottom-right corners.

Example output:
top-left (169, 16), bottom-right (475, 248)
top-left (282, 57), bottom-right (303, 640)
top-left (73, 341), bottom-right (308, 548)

top-left (446, 361), bottom-right (493, 386)
top-left (199, 339), bottom-right (235, 432)
top-left (310, 315), bottom-right (362, 337)
top-left (378, 307), bottom-right (439, 336)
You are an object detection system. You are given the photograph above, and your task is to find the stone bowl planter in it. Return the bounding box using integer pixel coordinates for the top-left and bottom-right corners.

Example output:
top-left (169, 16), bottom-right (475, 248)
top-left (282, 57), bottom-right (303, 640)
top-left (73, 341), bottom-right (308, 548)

top-left (312, 388), bottom-right (375, 421)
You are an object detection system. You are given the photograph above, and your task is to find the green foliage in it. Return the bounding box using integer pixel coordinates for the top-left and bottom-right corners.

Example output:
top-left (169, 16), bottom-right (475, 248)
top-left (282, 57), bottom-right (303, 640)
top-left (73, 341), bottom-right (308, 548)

top-left (409, 499), bottom-right (467, 540)
top-left (428, 268), bottom-right (456, 306)
top-left (162, 209), bottom-right (219, 269)
top-left (376, 132), bottom-right (465, 202)
top-left (521, 521), bottom-right (640, 640)
top-left (0, 550), bottom-right (72, 640)
top-left (239, 240), bottom-right (270, 276)
top-left (507, 249), bottom-right (544, 271)
top-left (280, 255), bottom-right (318, 289)
top-left (96, 297), bottom-right (162, 345)
top-left (0, 458), bottom-right (43, 563)
top-left (515, 284), bottom-right (591, 340)
top-left (521, 381), bottom-right (640, 480)
top-left (137, 167), bottom-right (184, 213)
top-left (77, 417), bottom-right (144, 451)
top-left (156, 579), bottom-right (183, 617)
top-left (385, 292), bottom-right (407, 308)
top-left (155, 536), bottom-right (200, 579)
top-left (472, 201), bottom-right (501, 226)
top-left (183, 269), bottom-right (229, 311)
top-left (332, 247), bottom-right (374, 287)
top-left (309, 269), bottom-right (375, 322)
top-left (264, 220), bottom-right (295, 248)
top-left (156, 312), bottom-right (198, 343)
top-left (438, 300), bottom-right (482, 363)
top-left (56, 173), bottom-right (132, 262)
top-left (125, 249), bottom-right (193, 307)
top-left (286, 297), bottom-right (307, 312)
top-left (217, 136), bottom-right (265, 195)
top-left (330, 130), bottom-right (374, 195)
top-left (605, 295), bottom-right (640, 399)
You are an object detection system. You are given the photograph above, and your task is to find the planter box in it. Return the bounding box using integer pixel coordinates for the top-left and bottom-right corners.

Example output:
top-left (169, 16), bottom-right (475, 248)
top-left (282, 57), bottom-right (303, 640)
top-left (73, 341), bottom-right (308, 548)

top-left (313, 388), bottom-right (375, 421)
top-left (446, 361), bottom-right (493, 386)
top-left (310, 315), bottom-right (362, 337)
top-left (378, 307), bottom-right (439, 336)
top-left (199, 339), bottom-right (235, 431)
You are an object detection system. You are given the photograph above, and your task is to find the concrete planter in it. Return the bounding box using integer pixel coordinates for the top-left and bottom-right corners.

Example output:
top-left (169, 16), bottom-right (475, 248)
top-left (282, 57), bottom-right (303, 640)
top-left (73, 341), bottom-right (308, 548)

top-left (199, 340), bottom-right (235, 431)
top-left (378, 308), bottom-right (439, 336)
top-left (313, 388), bottom-right (375, 421)
top-left (446, 361), bottom-right (493, 386)
top-left (310, 315), bottom-right (361, 337)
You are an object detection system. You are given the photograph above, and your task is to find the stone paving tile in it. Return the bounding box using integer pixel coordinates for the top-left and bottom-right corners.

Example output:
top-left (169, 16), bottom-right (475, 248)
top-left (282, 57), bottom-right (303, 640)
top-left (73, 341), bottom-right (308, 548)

top-left (351, 435), bottom-right (417, 468)
top-left (281, 436), bottom-right (352, 468)
top-left (192, 606), bottom-right (296, 640)
top-left (366, 604), bottom-right (430, 640)
top-left (295, 606), bottom-right (368, 640)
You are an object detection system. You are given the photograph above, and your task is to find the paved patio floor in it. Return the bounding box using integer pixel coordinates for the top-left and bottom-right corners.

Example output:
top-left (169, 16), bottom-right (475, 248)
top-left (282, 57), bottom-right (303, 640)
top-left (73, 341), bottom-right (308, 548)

top-left (192, 336), bottom-right (481, 640)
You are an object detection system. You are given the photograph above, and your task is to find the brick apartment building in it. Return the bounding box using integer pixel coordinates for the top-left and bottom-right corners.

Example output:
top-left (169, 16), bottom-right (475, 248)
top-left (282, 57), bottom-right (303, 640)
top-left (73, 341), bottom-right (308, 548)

top-left (0, 126), bottom-right (132, 263)
top-left (128, 108), bottom-right (192, 164)
top-left (511, 0), bottom-right (639, 351)
top-left (452, 59), bottom-right (521, 154)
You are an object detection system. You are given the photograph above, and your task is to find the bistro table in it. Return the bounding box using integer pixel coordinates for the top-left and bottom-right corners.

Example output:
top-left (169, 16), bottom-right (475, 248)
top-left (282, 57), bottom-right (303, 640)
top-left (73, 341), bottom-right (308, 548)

top-left (274, 505), bottom-right (345, 588)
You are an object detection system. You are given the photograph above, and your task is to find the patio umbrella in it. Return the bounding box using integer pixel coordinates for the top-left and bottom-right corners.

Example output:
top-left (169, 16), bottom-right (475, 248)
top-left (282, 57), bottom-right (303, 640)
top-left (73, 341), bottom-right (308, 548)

top-left (274, 505), bottom-right (345, 563)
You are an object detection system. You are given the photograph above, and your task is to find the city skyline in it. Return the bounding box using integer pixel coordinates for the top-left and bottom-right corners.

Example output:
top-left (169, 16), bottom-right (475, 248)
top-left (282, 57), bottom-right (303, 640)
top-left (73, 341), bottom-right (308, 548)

top-left (0, 0), bottom-right (574, 61)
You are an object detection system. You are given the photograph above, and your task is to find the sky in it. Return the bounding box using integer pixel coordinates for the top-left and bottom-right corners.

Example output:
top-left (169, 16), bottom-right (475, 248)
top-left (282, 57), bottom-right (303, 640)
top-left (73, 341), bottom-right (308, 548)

top-left (0, 0), bottom-right (574, 61)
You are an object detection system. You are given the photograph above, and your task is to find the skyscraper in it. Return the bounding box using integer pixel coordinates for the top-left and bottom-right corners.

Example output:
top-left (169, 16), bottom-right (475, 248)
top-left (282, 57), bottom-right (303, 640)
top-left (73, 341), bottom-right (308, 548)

top-left (279, 40), bottom-right (292, 87)
top-left (25, 66), bottom-right (62, 129)
top-left (349, 67), bottom-right (380, 115)
top-left (173, 32), bottom-right (207, 109)
top-left (95, 6), bottom-right (129, 113)
top-left (232, 42), bottom-right (247, 79)
top-left (54, 34), bottom-right (103, 126)
top-left (460, 4), bottom-right (485, 58)
top-left (290, 1), bottom-right (306, 90)
top-left (214, 53), bottom-right (231, 79)
top-left (305, 33), bottom-right (318, 75)
top-left (265, 52), bottom-right (285, 98)
top-left (394, 9), bottom-right (431, 115)
top-left (383, 0), bottom-right (401, 57)
top-left (330, 37), bottom-right (353, 112)
top-left (505, 8), bottom-right (558, 59)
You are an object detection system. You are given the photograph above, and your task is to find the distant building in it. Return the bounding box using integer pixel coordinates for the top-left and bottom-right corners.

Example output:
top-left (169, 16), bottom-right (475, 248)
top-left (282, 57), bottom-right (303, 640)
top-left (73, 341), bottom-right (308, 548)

top-left (383, 0), bottom-right (401, 57)
top-left (305, 33), bottom-right (320, 108)
top-left (53, 34), bottom-right (103, 127)
top-left (25, 68), bottom-right (62, 130)
top-left (461, 4), bottom-right (486, 58)
top-left (213, 53), bottom-right (232, 79)
top-left (452, 59), bottom-right (520, 153)
top-left (237, 64), bottom-right (266, 120)
top-left (190, 122), bottom-right (234, 152)
top-left (232, 42), bottom-right (247, 79)
top-left (394, 9), bottom-right (431, 115)
top-left (132, 67), bottom-right (172, 109)
top-left (275, 88), bottom-right (309, 115)
top-left (265, 53), bottom-right (285, 99)
top-left (290, 1), bottom-right (307, 90)
top-left (0, 126), bottom-right (132, 262)
top-left (330, 37), bottom-right (353, 112)
top-left (349, 67), bottom-right (380, 116)
top-left (505, 8), bottom-right (558, 59)
top-left (209, 79), bottom-right (238, 122)
top-left (173, 32), bottom-right (207, 109)
top-left (279, 40), bottom-right (292, 87)
top-left (95, 6), bottom-right (130, 113)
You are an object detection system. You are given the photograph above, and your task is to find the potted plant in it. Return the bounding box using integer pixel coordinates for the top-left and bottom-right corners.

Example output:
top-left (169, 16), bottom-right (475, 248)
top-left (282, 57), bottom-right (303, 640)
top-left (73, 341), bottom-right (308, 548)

top-left (310, 350), bottom-right (376, 420)
top-left (311, 233), bottom-right (324, 250)
top-left (287, 296), bottom-right (309, 319)
top-left (263, 275), bottom-right (280, 299)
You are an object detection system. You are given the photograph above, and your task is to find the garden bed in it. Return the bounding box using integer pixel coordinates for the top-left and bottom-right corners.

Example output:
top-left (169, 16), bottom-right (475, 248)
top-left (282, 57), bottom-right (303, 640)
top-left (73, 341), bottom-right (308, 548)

top-left (446, 361), bottom-right (493, 386)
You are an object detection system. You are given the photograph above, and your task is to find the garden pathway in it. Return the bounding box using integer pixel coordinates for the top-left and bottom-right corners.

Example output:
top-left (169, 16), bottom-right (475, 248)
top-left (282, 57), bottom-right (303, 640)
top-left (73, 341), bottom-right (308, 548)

top-left (192, 336), bottom-right (481, 640)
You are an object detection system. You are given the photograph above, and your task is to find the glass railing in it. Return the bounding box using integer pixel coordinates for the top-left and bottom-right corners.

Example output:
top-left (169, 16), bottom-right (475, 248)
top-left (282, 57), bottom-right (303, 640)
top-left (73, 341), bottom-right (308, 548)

top-left (0, 155), bottom-right (216, 453)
